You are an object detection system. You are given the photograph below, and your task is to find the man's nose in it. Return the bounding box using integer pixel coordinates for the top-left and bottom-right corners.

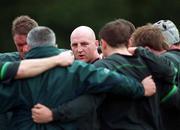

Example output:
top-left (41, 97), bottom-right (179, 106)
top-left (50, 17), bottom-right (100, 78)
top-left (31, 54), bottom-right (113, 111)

top-left (77, 45), bottom-right (83, 52)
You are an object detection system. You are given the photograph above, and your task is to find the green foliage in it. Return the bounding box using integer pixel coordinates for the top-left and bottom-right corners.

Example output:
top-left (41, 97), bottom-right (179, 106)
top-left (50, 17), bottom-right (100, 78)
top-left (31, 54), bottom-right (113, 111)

top-left (0, 0), bottom-right (180, 52)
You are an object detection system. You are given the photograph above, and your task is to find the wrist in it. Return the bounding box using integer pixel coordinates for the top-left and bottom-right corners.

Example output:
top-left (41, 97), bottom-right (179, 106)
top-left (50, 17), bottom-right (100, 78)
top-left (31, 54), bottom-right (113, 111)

top-left (51, 108), bottom-right (59, 121)
top-left (52, 55), bottom-right (60, 66)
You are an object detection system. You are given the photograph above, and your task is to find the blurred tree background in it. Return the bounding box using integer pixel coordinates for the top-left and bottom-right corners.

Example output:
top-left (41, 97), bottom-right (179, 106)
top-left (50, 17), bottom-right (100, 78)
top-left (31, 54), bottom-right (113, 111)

top-left (0, 0), bottom-right (180, 52)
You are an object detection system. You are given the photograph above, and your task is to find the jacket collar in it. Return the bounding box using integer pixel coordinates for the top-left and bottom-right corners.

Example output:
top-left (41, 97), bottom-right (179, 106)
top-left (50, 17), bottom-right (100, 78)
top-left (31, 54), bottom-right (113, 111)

top-left (25, 46), bottom-right (60, 59)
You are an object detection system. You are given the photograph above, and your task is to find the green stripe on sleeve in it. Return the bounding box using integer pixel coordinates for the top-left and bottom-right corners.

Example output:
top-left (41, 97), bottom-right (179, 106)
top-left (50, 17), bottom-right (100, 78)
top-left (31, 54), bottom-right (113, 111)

top-left (173, 67), bottom-right (178, 82)
top-left (161, 85), bottom-right (178, 103)
top-left (0, 62), bottom-right (11, 80)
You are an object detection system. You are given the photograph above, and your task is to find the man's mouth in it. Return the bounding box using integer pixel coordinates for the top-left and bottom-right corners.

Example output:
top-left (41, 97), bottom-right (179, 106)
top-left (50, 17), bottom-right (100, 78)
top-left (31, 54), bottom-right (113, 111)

top-left (78, 55), bottom-right (85, 59)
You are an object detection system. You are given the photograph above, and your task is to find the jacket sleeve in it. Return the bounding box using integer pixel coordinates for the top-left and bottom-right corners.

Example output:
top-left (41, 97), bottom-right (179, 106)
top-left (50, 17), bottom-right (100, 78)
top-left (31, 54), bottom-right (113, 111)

top-left (0, 61), bottom-right (20, 83)
top-left (51, 60), bottom-right (144, 122)
top-left (161, 52), bottom-right (180, 89)
top-left (161, 84), bottom-right (180, 110)
top-left (69, 61), bottom-right (145, 99)
top-left (135, 48), bottom-right (180, 108)
top-left (51, 94), bottom-right (105, 122)
top-left (135, 47), bottom-right (176, 84)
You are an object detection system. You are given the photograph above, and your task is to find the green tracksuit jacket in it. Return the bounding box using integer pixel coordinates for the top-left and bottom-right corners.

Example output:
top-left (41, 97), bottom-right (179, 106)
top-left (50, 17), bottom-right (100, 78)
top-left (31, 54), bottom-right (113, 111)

top-left (0, 46), bottom-right (144, 130)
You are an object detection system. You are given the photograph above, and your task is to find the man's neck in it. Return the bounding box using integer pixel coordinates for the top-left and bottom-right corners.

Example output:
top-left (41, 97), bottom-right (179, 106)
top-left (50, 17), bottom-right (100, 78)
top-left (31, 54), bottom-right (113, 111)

top-left (106, 46), bottom-right (132, 57)
top-left (90, 52), bottom-right (100, 63)
top-left (170, 45), bottom-right (180, 50)
top-left (150, 48), bottom-right (166, 55)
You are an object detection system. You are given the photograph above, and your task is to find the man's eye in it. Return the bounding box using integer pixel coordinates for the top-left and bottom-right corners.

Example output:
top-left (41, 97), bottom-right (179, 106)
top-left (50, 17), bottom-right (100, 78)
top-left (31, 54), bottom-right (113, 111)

top-left (72, 44), bottom-right (77, 47)
top-left (81, 42), bottom-right (88, 46)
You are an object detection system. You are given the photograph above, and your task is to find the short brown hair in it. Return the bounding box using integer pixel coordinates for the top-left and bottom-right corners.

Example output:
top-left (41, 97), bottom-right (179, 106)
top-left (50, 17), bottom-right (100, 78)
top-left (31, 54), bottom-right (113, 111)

top-left (131, 25), bottom-right (169, 51)
top-left (99, 19), bottom-right (135, 47)
top-left (12, 15), bottom-right (38, 36)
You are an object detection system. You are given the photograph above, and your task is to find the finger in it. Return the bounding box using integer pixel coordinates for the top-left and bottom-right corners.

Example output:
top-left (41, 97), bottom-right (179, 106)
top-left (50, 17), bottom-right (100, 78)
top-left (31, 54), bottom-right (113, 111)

top-left (147, 75), bottom-right (152, 79)
top-left (32, 115), bottom-right (39, 121)
top-left (32, 112), bottom-right (39, 117)
top-left (33, 118), bottom-right (39, 123)
top-left (32, 108), bottom-right (40, 115)
top-left (145, 75), bottom-right (152, 80)
top-left (34, 103), bottom-right (43, 108)
top-left (33, 104), bottom-right (40, 108)
top-left (32, 115), bottom-right (36, 119)
top-left (33, 118), bottom-right (43, 124)
top-left (31, 108), bottom-right (36, 113)
top-left (67, 50), bottom-right (73, 55)
top-left (32, 108), bottom-right (38, 112)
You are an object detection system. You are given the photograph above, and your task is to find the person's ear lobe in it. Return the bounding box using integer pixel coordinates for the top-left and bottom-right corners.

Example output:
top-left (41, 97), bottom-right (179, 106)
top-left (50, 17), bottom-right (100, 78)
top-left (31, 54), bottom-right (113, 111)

top-left (101, 39), bottom-right (107, 49)
top-left (95, 40), bottom-right (99, 47)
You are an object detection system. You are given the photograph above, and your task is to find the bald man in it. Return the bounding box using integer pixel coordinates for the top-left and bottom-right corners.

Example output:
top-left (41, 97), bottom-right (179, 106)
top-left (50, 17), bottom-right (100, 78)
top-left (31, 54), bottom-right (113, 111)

top-left (70, 26), bottom-right (101, 63)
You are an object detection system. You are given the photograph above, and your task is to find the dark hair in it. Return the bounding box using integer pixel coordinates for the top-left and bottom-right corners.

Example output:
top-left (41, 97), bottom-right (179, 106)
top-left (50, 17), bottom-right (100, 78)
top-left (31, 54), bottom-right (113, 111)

top-left (99, 19), bottom-right (135, 47)
top-left (12, 15), bottom-right (38, 36)
top-left (131, 25), bottom-right (169, 51)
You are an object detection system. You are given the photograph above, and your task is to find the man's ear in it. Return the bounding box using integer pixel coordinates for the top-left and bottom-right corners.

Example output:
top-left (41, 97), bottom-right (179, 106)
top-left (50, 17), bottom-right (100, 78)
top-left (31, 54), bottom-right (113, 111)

top-left (95, 40), bottom-right (99, 46)
top-left (95, 40), bottom-right (99, 48)
top-left (128, 38), bottom-right (133, 47)
top-left (101, 39), bottom-right (107, 49)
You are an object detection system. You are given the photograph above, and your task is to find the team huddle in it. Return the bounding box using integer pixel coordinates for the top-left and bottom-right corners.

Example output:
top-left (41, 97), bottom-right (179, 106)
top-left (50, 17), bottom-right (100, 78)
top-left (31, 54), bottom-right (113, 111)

top-left (0, 15), bottom-right (179, 130)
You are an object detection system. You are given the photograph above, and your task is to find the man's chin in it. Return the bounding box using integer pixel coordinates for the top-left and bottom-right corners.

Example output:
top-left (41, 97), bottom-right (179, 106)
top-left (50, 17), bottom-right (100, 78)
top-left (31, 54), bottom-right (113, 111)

top-left (80, 59), bottom-right (87, 62)
top-left (78, 58), bottom-right (87, 62)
